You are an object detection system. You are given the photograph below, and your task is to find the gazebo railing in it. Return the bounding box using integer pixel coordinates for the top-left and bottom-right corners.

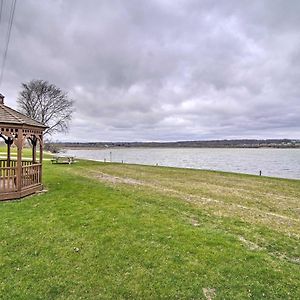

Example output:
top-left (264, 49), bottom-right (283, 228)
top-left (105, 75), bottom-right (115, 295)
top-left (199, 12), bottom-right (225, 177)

top-left (0, 165), bottom-right (17, 192)
top-left (0, 159), bottom-right (17, 168)
top-left (21, 163), bottom-right (41, 188)
top-left (0, 159), bottom-right (37, 167)
top-left (0, 160), bottom-right (42, 192)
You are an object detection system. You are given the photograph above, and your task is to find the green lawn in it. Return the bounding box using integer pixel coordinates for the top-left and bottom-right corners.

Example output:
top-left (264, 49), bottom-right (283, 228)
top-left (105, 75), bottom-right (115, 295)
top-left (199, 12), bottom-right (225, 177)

top-left (0, 160), bottom-right (299, 299)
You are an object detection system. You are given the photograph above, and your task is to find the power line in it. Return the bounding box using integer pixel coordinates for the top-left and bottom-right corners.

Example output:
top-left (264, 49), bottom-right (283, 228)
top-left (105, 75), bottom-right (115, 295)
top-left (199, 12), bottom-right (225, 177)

top-left (0, 0), bottom-right (17, 86)
top-left (0, 0), bottom-right (3, 25)
top-left (0, 0), bottom-right (17, 87)
top-left (0, 0), bottom-right (4, 87)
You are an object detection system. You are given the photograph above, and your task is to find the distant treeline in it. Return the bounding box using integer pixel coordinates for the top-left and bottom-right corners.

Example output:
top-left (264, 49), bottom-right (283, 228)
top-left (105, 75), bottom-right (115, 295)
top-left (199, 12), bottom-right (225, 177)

top-left (50, 139), bottom-right (300, 149)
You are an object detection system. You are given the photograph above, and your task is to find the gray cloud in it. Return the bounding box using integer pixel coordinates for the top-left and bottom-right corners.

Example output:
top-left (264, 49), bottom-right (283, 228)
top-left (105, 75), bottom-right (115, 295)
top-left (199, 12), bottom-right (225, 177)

top-left (0, 0), bottom-right (299, 141)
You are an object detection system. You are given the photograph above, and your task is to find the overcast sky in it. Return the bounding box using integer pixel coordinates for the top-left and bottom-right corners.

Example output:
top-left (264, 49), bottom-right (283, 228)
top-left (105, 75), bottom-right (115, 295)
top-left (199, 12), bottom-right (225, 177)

top-left (0, 0), bottom-right (299, 141)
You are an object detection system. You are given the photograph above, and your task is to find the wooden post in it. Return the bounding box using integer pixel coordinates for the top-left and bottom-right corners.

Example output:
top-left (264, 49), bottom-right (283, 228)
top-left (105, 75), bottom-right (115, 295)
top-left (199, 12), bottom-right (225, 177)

top-left (39, 135), bottom-right (43, 184)
top-left (4, 137), bottom-right (13, 167)
top-left (7, 138), bottom-right (11, 166)
top-left (16, 129), bottom-right (23, 192)
top-left (6, 137), bottom-right (12, 178)
top-left (33, 143), bottom-right (36, 163)
top-left (32, 136), bottom-right (37, 164)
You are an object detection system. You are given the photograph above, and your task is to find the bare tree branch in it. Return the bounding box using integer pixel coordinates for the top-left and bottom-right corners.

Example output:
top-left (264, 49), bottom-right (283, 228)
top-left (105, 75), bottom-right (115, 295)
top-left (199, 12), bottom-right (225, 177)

top-left (18, 80), bottom-right (74, 136)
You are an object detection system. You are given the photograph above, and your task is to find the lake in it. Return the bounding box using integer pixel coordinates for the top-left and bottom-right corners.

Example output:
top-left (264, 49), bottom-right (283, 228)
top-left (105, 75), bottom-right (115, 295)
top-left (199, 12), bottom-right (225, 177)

top-left (64, 148), bottom-right (300, 180)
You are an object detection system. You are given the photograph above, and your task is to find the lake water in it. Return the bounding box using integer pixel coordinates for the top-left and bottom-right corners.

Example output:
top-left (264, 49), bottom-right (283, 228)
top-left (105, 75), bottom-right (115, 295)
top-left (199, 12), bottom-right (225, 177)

top-left (64, 148), bottom-right (300, 180)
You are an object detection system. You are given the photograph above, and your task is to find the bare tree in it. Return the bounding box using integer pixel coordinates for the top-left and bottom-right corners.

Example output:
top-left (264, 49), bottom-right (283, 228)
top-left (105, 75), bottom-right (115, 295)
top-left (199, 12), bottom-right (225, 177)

top-left (18, 80), bottom-right (74, 136)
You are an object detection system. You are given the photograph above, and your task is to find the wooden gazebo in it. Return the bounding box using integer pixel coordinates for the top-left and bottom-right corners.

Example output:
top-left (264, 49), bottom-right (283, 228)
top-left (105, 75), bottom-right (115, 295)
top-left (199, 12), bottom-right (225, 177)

top-left (0, 94), bottom-right (47, 201)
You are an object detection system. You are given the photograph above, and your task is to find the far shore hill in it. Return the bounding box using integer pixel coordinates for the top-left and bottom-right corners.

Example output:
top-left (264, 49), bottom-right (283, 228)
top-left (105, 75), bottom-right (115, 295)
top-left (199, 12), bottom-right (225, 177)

top-left (53, 139), bottom-right (300, 149)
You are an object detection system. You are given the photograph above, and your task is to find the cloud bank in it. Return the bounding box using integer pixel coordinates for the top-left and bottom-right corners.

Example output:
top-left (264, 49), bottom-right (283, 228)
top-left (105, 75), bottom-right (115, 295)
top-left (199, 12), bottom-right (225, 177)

top-left (1, 0), bottom-right (299, 141)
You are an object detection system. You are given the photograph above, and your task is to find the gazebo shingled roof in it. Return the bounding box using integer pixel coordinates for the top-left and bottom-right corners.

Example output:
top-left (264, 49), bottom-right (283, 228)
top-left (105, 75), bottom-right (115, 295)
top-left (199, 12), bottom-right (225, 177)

top-left (0, 93), bottom-right (47, 201)
top-left (0, 97), bottom-right (47, 128)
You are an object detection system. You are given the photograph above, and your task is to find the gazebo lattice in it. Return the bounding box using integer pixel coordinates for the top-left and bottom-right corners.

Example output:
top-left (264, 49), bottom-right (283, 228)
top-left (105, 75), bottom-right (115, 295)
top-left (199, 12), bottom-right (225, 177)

top-left (0, 94), bottom-right (47, 201)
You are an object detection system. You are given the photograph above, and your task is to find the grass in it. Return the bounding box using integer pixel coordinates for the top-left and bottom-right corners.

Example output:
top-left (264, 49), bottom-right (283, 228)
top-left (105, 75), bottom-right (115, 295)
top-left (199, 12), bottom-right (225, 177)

top-left (0, 159), bottom-right (299, 299)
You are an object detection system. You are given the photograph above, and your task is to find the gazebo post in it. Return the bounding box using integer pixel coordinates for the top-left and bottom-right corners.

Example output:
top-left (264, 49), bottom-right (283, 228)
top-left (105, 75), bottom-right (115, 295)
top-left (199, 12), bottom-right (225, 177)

top-left (39, 134), bottom-right (43, 183)
top-left (7, 139), bottom-right (11, 166)
top-left (32, 137), bottom-right (37, 164)
top-left (0, 135), bottom-right (12, 166)
top-left (16, 129), bottom-right (23, 193)
top-left (4, 137), bottom-right (12, 167)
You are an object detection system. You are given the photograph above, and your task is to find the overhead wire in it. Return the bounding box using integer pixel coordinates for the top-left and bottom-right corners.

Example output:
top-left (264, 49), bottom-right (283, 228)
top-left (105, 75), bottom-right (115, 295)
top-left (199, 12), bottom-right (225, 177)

top-left (0, 0), bottom-right (7, 88)
top-left (0, 0), bottom-right (17, 87)
top-left (0, 0), bottom-right (3, 25)
top-left (0, 0), bottom-right (4, 63)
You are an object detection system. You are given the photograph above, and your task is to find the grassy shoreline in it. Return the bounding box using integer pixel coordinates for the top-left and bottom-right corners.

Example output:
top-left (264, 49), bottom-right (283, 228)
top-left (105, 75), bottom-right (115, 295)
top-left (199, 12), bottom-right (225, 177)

top-left (0, 159), bottom-right (299, 299)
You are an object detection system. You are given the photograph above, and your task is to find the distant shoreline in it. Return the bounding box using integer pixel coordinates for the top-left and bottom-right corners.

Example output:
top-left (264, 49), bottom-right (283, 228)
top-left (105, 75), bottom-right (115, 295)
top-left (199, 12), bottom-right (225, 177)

top-left (54, 139), bottom-right (300, 150)
top-left (60, 145), bottom-right (300, 150)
